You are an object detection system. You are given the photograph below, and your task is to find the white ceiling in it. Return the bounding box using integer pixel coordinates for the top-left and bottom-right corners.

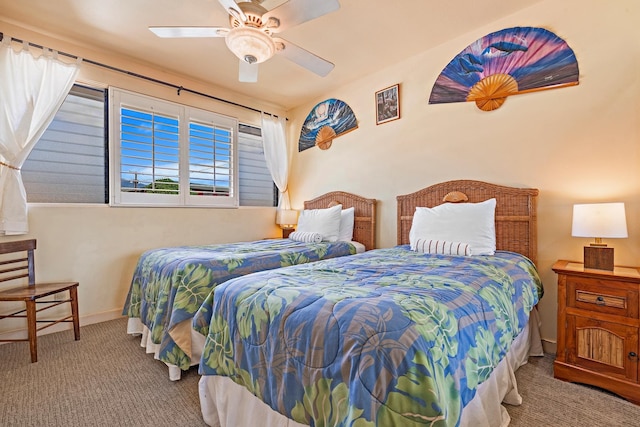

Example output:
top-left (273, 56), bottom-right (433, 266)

top-left (0, 0), bottom-right (543, 110)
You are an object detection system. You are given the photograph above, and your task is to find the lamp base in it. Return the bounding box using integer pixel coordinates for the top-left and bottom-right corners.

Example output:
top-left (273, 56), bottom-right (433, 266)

top-left (584, 245), bottom-right (614, 271)
top-left (282, 228), bottom-right (294, 239)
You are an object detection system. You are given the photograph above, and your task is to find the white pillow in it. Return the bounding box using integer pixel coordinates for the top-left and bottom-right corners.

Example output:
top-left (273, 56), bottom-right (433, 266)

top-left (297, 204), bottom-right (342, 242)
top-left (412, 239), bottom-right (472, 256)
top-left (288, 231), bottom-right (323, 243)
top-left (338, 207), bottom-right (355, 241)
top-left (409, 198), bottom-right (496, 256)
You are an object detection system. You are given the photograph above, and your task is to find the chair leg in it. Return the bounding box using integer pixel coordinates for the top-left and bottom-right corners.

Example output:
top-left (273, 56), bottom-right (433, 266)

top-left (70, 286), bottom-right (80, 341)
top-left (26, 300), bottom-right (37, 363)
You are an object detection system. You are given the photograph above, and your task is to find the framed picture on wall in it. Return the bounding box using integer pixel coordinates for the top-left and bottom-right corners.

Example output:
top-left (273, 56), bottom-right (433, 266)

top-left (375, 83), bottom-right (400, 125)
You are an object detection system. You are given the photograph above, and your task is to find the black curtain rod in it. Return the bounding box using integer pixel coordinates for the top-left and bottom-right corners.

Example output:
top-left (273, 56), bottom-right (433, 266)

top-left (0, 32), bottom-right (284, 118)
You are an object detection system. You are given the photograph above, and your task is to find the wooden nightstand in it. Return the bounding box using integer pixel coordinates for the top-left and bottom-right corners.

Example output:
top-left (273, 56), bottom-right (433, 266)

top-left (553, 260), bottom-right (640, 404)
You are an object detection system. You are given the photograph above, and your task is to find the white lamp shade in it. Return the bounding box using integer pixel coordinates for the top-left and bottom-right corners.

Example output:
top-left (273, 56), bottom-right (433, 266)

top-left (276, 209), bottom-right (298, 227)
top-left (571, 202), bottom-right (628, 238)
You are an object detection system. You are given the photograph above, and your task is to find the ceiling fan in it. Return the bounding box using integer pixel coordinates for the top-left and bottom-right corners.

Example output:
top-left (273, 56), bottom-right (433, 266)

top-left (150, 0), bottom-right (340, 82)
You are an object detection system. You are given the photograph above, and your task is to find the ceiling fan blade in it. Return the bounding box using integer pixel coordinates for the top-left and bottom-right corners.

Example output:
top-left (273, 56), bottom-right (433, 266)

top-left (273, 37), bottom-right (334, 77)
top-left (239, 59), bottom-right (259, 83)
top-left (149, 26), bottom-right (228, 38)
top-left (263, 0), bottom-right (340, 33)
top-left (217, 0), bottom-right (246, 21)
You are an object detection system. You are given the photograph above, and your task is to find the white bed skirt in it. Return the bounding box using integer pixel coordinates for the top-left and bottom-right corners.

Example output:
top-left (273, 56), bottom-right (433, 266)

top-left (126, 317), bottom-right (205, 381)
top-left (198, 308), bottom-right (543, 427)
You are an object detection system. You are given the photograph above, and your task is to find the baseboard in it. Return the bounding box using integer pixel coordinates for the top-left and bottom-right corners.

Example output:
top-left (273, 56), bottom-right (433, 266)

top-left (0, 309), bottom-right (124, 342)
top-left (542, 338), bottom-right (557, 355)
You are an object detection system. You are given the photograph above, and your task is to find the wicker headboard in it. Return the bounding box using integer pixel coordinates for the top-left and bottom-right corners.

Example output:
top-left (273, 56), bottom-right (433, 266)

top-left (396, 180), bottom-right (538, 264)
top-left (304, 191), bottom-right (377, 251)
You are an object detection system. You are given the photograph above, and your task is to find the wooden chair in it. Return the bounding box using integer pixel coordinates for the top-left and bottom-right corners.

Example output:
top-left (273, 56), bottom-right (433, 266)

top-left (0, 239), bottom-right (79, 362)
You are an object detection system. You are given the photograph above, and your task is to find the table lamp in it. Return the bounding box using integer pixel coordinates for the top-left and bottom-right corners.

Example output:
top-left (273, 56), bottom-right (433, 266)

top-left (276, 209), bottom-right (298, 238)
top-left (571, 202), bottom-right (628, 271)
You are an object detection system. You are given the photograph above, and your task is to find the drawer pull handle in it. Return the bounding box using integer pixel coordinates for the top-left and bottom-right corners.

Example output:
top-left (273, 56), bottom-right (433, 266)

top-left (629, 352), bottom-right (638, 359)
top-left (595, 296), bottom-right (605, 305)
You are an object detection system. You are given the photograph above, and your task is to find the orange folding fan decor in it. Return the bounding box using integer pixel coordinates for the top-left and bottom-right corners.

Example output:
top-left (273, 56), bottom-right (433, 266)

top-left (429, 26), bottom-right (579, 111)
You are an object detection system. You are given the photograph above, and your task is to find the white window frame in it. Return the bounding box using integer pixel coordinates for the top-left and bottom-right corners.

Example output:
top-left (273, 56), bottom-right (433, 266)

top-left (109, 87), bottom-right (238, 208)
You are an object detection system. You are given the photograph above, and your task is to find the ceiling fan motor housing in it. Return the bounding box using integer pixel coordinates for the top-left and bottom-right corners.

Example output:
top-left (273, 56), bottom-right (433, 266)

top-left (225, 0), bottom-right (278, 64)
top-left (229, 1), bottom-right (269, 28)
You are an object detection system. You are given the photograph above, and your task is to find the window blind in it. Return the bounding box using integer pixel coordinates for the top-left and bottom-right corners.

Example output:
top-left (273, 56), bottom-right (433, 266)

top-left (22, 85), bottom-right (106, 203)
top-left (238, 125), bottom-right (276, 207)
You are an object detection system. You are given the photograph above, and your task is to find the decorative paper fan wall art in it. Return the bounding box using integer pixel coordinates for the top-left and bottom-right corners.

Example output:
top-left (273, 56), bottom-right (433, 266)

top-left (429, 26), bottom-right (579, 111)
top-left (298, 99), bottom-right (358, 151)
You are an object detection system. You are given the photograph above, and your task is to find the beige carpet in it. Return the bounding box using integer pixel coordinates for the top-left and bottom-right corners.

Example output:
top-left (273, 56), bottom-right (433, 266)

top-left (507, 353), bottom-right (640, 426)
top-left (0, 317), bottom-right (205, 427)
top-left (1, 317), bottom-right (640, 426)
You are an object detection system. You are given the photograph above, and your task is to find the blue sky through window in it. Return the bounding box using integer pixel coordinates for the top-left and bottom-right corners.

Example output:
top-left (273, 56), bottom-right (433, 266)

top-left (120, 107), bottom-right (231, 195)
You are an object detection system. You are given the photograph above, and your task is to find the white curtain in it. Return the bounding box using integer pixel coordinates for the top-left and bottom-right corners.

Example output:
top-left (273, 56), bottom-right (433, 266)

top-left (0, 37), bottom-right (81, 235)
top-left (261, 113), bottom-right (291, 214)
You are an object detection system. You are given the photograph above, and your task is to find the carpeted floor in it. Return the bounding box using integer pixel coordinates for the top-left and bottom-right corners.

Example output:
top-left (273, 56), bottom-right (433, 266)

top-left (0, 317), bottom-right (205, 427)
top-left (1, 317), bottom-right (640, 426)
top-left (507, 352), bottom-right (640, 426)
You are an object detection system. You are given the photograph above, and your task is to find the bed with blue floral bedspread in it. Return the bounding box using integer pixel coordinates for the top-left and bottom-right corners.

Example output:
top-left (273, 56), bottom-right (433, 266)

top-left (123, 191), bottom-right (376, 381)
top-left (196, 180), bottom-right (541, 426)
top-left (195, 246), bottom-right (543, 427)
top-left (123, 238), bottom-right (358, 374)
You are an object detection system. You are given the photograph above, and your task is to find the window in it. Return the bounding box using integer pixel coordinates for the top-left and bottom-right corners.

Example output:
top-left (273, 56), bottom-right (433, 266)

top-left (22, 85), bottom-right (107, 203)
top-left (110, 88), bottom-right (238, 207)
top-left (23, 85), bottom-right (275, 207)
top-left (119, 108), bottom-right (180, 195)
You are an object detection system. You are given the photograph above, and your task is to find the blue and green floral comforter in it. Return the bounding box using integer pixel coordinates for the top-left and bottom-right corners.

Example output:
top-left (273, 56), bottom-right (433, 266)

top-left (195, 246), bottom-right (543, 427)
top-left (122, 239), bottom-right (356, 369)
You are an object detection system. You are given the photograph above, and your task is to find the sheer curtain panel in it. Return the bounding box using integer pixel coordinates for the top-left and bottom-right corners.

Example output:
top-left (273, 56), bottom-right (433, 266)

top-left (0, 37), bottom-right (81, 234)
top-left (261, 113), bottom-right (291, 218)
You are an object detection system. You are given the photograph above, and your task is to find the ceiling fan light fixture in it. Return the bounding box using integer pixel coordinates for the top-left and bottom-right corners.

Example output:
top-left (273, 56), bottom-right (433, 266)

top-left (225, 27), bottom-right (275, 64)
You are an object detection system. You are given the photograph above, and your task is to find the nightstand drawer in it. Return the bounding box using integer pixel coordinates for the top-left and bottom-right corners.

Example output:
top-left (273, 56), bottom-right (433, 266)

top-left (576, 290), bottom-right (626, 309)
top-left (567, 276), bottom-right (639, 318)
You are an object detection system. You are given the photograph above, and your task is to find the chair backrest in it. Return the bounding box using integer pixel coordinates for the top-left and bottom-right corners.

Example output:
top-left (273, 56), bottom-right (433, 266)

top-left (0, 239), bottom-right (36, 287)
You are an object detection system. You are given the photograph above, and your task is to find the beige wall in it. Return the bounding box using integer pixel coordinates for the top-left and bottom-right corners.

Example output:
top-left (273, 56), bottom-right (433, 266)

top-left (286, 0), bottom-right (640, 349)
top-left (0, 21), bottom-right (283, 336)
